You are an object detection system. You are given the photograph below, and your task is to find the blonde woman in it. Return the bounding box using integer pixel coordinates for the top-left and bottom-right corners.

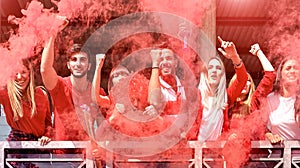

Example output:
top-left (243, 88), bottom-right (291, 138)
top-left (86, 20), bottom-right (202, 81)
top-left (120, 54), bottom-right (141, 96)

top-left (0, 59), bottom-right (52, 144)
top-left (228, 73), bottom-right (255, 118)
top-left (228, 44), bottom-right (275, 130)
top-left (0, 59), bottom-right (52, 167)
top-left (187, 36), bottom-right (248, 141)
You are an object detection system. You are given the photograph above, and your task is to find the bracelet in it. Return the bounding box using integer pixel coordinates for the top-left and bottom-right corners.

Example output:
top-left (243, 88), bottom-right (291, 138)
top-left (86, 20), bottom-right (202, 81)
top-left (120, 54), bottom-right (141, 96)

top-left (233, 59), bottom-right (243, 68)
top-left (255, 49), bottom-right (262, 56)
top-left (152, 67), bottom-right (159, 69)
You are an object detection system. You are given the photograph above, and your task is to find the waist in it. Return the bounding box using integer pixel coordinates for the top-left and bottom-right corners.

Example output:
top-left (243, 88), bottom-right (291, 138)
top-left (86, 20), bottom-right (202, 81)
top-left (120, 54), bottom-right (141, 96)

top-left (7, 129), bottom-right (39, 141)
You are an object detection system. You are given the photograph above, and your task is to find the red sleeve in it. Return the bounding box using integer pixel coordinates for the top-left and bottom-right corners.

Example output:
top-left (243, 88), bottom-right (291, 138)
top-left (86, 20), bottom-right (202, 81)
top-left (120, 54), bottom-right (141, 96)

top-left (0, 87), bottom-right (7, 104)
top-left (99, 87), bottom-right (107, 96)
top-left (186, 91), bottom-right (203, 140)
top-left (226, 63), bottom-right (248, 106)
top-left (250, 71), bottom-right (276, 112)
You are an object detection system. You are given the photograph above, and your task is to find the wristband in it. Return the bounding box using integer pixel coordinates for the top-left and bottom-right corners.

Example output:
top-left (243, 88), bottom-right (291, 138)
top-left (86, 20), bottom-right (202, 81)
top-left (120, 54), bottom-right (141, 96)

top-left (233, 59), bottom-right (243, 68)
top-left (152, 67), bottom-right (159, 69)
top-left (255, 49), bottom-right (262, 56)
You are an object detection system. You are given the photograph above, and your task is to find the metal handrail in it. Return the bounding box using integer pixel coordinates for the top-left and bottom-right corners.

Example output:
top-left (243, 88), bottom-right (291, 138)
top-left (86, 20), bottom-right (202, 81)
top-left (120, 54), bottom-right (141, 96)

top-left (0, 140), bottom-right (299, 168)
top-left (0, 141), bottom-right (93, 168)
top-left (188, 140), bottom-right (300, 168)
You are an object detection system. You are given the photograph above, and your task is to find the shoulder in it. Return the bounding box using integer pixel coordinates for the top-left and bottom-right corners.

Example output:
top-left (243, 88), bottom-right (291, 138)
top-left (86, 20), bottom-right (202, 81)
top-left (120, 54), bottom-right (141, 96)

top-left (59, 76), bottom-right (70, 85)
top-left (49, 76), bottom-right (70, 93)
top-left (266, 92), bottom-right (278, 101)
top-left (0, 86), bottom-right (7, 95)
top-left (53, 76), bottom-right (69, 86)
top-left (35, 87), bottom-right (49, 98)
top-left (267, 92), bottom-right (275, 98)
top-left (0, 87), bottom-right (8, 102)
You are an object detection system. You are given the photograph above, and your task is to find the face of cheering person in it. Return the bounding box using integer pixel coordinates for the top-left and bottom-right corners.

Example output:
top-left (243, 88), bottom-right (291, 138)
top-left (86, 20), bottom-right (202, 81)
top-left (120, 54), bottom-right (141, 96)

top-left (280, 59), bottom-right (300, 87)
top-left (207, 58), bottom-right (223, 89)
top-left (159, 49), bottom-right (177, 76)
top-left (14, 65), bottom-right (30, 91)
top-left (111, 66), bottom-right (130, 86)
top-left (241, 79), bottom-right (252, 95)
top-left (67, 52), bottom-right (90, 78)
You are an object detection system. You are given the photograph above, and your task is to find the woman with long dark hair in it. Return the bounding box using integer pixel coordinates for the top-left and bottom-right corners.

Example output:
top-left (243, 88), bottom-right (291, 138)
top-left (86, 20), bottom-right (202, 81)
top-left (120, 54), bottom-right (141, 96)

top-left (264, 56), bottom-right (300, 143)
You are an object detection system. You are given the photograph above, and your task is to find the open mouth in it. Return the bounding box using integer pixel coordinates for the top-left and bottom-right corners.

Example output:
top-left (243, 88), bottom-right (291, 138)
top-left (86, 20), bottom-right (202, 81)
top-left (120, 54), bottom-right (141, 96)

top-left (210, 74), bottom-right (217, 80)
top-left (160, 62), bottom-right (171, 69)
top-left (14, 80), bottom-right (27, 88)
top-left (159, 63), bottom-right (172, 74)
top-left (287, 75), bottom-right (297, 80)
top-left (15, 80), bottom-right (24, 85)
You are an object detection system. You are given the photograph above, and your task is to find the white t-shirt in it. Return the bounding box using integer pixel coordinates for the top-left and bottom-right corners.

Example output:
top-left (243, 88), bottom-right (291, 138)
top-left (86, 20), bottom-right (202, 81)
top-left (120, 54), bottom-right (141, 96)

top-left (266, 92), bottom-right (300, 140)
top-left (198, 96), bottom-right (224, 142)
top-left (159, 76), bottom-right (186, 102)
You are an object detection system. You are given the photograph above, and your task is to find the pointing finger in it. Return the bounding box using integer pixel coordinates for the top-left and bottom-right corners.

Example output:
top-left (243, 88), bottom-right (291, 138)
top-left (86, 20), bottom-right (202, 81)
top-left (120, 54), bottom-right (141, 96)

top-left (217, 36), bottom-right (223, 44)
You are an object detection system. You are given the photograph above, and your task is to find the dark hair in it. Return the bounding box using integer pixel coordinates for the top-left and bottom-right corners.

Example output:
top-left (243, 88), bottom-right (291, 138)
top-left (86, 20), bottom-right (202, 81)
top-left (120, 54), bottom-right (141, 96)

top-left (108, 65), bottom-right (130, 91)
top-left (274, 56), bottom-right (299, 92)
top-left (274, 56), bottom-right (300, 126)
top-left (153, 41), bottom-right (175, 51)
top-left (153, 42), bottom-right (178, 61)
top-left (67, 44), bottom-right (91, 62)
top-left (21, 58), bottom-right (31, 70)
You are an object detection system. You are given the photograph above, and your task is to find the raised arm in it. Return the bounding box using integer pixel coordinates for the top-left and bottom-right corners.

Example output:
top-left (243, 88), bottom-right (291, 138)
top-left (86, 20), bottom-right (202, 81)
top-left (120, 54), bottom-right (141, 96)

top-left (148, 49), bottom-right (164, 105)
top-left (249, 43), bottom-right (276, 112)
top-left (250, 44), bottom-right (274, 72)
top-left (41, 16), bottom-right (68, 90)
top-left (217, 36), bottom-right (243, 68)
top-left (40, 35), bottom-right (59, 90)
top-left (92, 55), bottom-right (110, 108)
top-left (217, 36), bottom-right (248, 105)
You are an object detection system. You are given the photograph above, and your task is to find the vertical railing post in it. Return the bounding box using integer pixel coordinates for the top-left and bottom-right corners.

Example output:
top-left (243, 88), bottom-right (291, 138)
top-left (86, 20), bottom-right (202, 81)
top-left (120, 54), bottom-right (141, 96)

top-left (194, 146), bottom-right (203, 168)
top-left (188, 141), bottom-right (203, 168)
top-left (283, 141), bottom-right (292, 168)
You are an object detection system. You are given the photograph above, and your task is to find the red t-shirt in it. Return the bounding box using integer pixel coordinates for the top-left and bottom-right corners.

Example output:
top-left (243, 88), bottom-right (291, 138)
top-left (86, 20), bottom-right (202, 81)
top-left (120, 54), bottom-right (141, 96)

top-left (0, 87), bottom-right (52, 137)
top-left (49, 77), bottom-right (99, 140)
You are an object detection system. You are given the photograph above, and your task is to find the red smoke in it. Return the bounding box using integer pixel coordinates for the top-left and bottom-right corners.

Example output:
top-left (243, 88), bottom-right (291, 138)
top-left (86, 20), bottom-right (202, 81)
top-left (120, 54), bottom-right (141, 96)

top-left (141, 0), bottom-right (212, 26)
top-left (2, 0), bottom-right (298, 166)
top-left (0, 0), bottom-right (143, 86)
top-left (260, 0), bottom-right (300, 64)
top-left (220, 1), bottom-right (300, 167)
top-left (0, 1), bottom-right (63, 86)
top-left (0, 0), bottom-right (211, 86)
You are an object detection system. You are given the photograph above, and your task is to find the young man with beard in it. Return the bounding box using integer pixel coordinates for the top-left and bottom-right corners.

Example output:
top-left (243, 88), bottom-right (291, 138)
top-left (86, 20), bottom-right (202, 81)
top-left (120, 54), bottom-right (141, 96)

top-left (146, 46), bottom-right (192, 167)
top-left (148, 47), bottom-right (186, 115)
top-left (41, 31), bottom-right (109, 141)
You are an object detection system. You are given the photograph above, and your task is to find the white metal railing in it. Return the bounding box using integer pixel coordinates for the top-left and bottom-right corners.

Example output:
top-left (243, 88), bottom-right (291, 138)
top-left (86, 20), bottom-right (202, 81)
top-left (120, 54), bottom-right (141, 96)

top-left (188, 140), bottom-right (300, 168)
top-left (0, 141), bottom-right (93, 168)
top-left (1, 140), bottom-right (300, 168)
